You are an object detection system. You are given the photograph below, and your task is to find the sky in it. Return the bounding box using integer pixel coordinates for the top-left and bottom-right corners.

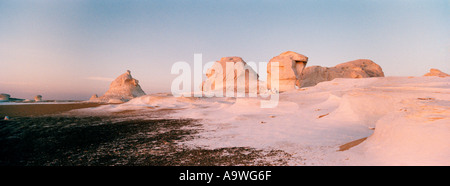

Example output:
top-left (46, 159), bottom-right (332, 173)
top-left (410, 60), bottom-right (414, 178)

top-left (0, 0), bottom-right (449, 100)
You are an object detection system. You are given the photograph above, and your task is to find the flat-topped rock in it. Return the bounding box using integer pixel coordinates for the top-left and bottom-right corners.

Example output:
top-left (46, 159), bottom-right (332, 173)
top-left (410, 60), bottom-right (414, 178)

top-left (0, 93), bottom-right (10, 102)
top-left (423, 68), bottom-right (449, 77)
top-left (300, 59), bottom-right (384, 87)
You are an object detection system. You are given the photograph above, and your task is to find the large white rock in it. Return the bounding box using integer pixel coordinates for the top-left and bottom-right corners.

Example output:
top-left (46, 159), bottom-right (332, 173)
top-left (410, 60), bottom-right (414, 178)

top-left (267, 51), bottom-right (308, 91)
top-left (202, 56), bottom-right (261, 96)
top-left (90, 70), bottom-right (146, 102)
top-left (423, 68), bottom-right (449, 77)
top-left (299, 59), bottom-right (384, 87)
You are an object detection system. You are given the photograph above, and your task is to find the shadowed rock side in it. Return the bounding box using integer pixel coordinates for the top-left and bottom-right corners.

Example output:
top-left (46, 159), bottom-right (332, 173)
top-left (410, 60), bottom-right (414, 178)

top-left (423, 68), bottom-right (449, 77)
top-left (267, 51), bottom-right (308, 91)
top-left (90, 70), bottom-right (146, 103)
top-left (299, 59), bottom-right (384, 87)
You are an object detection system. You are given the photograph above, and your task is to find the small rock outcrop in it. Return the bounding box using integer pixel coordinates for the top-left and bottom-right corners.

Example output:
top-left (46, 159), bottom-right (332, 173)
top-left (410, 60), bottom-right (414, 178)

top-left (90, 94), bottom-right (98, 100)
top-left (202, 56), bottom-right (260, 95)
top-left (34, 95), bottom-right (42, 102)
top-left (267, 51), bottom-right (308, 91)
top-left (423, 68), bottom-right (449, 77)
top-left (0, 93), bottom-right (10, 102)
top-left (90, 70), bottom-right (146, 103)
top-left (299, 59), bottom-right (384, 87)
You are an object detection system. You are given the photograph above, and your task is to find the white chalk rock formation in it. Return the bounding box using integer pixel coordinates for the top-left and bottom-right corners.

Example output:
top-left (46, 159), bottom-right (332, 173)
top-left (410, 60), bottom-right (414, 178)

top-left (267, 51), bottom-right (308, 91)
top-left (34, 95), bottom-right (42, 102)
top-left (202, 56), bottom-right (261, 96)
top-left (90, 94), bottom-right (99, 100)
top-left (0, 93), bottom-right (10, 102)
top-left (299, 59), bottom-right (384, 87)
top-left (90, 70), bottom-right (146, 102)
top-left (423, 68), bottom-right (449, 77)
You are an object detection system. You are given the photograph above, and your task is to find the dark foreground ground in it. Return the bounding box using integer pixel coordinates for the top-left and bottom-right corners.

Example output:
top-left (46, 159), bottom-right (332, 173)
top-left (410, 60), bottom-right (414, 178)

top-left (0, 106), bottom-right (290, 166)
top-left (0, 103), bottom-right (104, 117)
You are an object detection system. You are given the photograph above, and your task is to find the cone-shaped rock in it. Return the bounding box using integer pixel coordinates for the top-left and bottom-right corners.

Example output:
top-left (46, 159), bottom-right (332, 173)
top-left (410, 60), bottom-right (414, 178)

top-left (90, 70), bottom-right (146, 102)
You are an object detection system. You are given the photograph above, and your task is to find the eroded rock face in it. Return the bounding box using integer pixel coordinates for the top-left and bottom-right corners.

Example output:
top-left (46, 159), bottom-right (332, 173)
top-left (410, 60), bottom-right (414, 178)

top-left (90, 70), bottom-right (146, 102)
top-left (202, 56), bottom-right (260, 95)
top-left (299, 59), bottom-right (384, 87)
top-left (267, 51), bottom-right (308, 91)
top-left (423, 68), bottom-right (450, 77)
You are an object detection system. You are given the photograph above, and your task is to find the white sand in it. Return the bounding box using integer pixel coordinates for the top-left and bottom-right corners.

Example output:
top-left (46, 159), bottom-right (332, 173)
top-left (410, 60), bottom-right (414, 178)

top-left (78, 76), bottom-right (450, 165)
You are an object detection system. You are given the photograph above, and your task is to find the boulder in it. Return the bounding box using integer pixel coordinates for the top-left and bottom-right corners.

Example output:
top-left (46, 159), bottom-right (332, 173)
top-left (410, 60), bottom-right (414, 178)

top-left (0, 93), bottom-right (10, 102)
top-left (267, 51), bottom-right (308, 91)
top-left (423, 68), bottom-right (449, 77)
top-left (299, 59), bottom-right (384, 87)
top-left (202, 56), bottom-right (261, 96)
top-left (34, 95), bottom-right (42, 102)
top-left (90, 70), bottom-right (146, 102)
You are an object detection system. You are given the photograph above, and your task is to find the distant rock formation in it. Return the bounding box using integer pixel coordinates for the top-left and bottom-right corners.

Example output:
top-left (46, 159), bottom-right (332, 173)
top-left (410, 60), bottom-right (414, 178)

top-left (267, 51), bottom-right (308, 91)
top-left (34, 95), bottom-right (42, 102)
top-left (90, 70), bottom-right (146, 103)
top-left (0, 93), bottom-right (30, 102)
top-left (90, 94), bottom-right (99, 100)
top-left (300, 59), bottom-right (384, 87)
top-left (202, 56), bottom-right (261, 95)
top-left (0, 93), bottom-right (10, 102)
top-left (423, 68), bottom-right (449, 77)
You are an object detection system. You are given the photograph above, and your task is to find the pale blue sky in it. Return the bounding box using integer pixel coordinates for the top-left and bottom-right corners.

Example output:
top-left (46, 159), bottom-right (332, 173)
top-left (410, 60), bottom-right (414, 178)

top-left (0, 0), bottom-right (449, 100)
